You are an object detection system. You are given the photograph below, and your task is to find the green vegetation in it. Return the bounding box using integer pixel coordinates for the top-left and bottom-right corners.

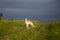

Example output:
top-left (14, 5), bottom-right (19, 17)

top-left (0, 20), bottom-right (60, 40)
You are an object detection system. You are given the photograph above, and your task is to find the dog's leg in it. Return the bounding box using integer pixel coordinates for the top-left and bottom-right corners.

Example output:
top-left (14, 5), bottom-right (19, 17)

top-left (31, 24), bottom-right (35, 28)
top-left (26, 24), bottom-right (29, 28)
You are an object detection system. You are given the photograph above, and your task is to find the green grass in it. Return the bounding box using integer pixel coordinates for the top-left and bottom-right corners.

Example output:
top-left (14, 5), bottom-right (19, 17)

top-left (0, 20), bottom-right (60, 40)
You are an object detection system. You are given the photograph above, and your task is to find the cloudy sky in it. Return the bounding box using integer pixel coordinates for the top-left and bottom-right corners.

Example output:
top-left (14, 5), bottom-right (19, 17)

top-left (0, 0), bottom-right (60, 21)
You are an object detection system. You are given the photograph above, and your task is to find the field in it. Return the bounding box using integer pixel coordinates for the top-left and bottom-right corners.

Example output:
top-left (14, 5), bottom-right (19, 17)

top-left (0, 20), bottom-right (60, 40)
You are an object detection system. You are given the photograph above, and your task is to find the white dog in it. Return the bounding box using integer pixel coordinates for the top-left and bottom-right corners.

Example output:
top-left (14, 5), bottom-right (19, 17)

top-left (25, 18), bottom-right (35, 28)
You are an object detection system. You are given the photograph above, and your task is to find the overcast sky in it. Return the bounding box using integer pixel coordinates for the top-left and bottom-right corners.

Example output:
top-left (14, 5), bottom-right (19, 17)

top-left (0, 0), bottom-right (60, 21)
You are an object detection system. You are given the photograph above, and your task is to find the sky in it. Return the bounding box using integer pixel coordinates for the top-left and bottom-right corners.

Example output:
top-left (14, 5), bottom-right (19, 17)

top-left (0, 0), bottom-right (60, 22)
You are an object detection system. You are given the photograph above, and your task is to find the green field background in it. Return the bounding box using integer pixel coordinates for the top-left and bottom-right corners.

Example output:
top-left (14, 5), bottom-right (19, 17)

top-left (0, 20), bottom-right (60, 40)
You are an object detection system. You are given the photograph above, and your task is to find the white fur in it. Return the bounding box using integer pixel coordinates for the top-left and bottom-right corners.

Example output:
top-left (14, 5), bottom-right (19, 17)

top-left (25, 18), bottom-right (35, 28)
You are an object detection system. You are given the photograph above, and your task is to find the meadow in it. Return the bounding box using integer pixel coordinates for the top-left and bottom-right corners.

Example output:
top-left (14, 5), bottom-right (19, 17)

top-left (0, 20), bottom-right (60, 40)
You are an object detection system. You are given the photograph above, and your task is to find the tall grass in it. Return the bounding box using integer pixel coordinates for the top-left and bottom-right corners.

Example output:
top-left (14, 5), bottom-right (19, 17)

top-left (0, 20), bottom-right (60, 40)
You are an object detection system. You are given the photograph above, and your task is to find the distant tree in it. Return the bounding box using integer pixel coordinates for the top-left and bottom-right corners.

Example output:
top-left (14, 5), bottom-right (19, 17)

top-left (0, 12), bottom-right (3, 20)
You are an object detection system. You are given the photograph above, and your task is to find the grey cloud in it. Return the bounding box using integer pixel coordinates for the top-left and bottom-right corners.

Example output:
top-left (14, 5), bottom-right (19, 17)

top-left (2, 8), bottom-right (33, 12)
top-left (0, 0), bottom-right (56, 8)
top-left (0, 0), bottom-right (60, 21)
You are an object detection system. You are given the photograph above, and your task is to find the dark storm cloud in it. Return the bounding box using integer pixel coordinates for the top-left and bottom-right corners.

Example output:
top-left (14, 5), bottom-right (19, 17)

top-left (0, 0), bottom-right (60, 21)
top-left (0, 0), bottom-right (56, 8)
